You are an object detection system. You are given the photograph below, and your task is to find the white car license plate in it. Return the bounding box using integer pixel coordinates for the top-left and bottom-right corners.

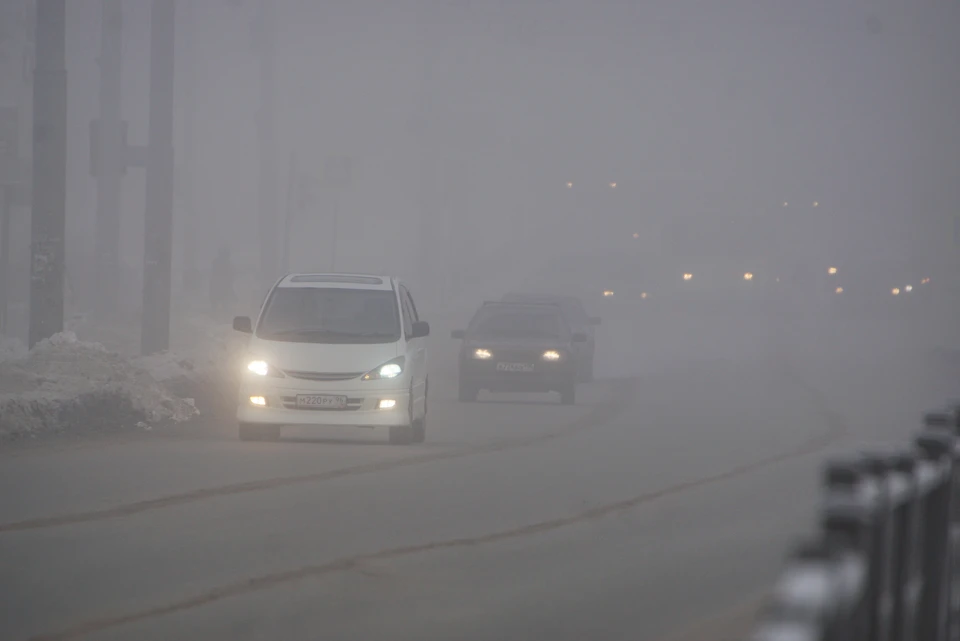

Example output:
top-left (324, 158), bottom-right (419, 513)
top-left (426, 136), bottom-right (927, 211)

top-left (496, 362), bottom-right (535, 373)
top-left (296, 394), bottom-right (348, 409)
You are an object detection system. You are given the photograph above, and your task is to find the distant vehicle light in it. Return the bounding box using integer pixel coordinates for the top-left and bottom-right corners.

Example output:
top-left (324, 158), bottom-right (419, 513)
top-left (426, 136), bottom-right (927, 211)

top-left (640, 292), bottom-right (648, 299)
top-left (921, 278), bottom-right (931, 284)
top-left (609, 182), bottom-right (617, 188)
top-left (835, 287), bottom-right (843, 294)
top-left (828, 267), bottom-right (838, 275)
top-left (813, 201), bottom-right (819, 207)
top-left (783, 202), bottom-right (789, 207)
top-left (542, 350), bottom-right (561, 361)
top-left (683, 273), bottom-right (693, 281)
top-left (632, 232), bottom-right (639, 239)
top-left (743, 272), bottom-right (754, 281)
top-left (566, 181), bottom-right (573, 188)
top-left (603, 290), bottom-right (615, 297)
top-left (905, 285), bottom-right (913, 292)
top-left (891, 288), bottom-right (900, 296)
top-left (473, 348), bottom-right (492, 360)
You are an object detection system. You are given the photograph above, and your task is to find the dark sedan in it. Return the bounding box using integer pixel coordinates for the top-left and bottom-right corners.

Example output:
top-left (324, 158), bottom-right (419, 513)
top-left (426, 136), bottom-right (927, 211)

top-left (452, 302), bottom-right (586, 404)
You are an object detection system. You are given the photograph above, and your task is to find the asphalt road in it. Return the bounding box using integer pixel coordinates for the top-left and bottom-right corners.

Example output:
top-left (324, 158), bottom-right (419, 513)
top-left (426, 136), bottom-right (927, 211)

top-left (0, 302), bottom-right (956, 641)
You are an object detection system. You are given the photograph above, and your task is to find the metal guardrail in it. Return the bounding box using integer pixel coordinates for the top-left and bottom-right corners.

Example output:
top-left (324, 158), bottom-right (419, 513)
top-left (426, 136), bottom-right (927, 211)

top-left (746, 405), bottom-right (960, 641)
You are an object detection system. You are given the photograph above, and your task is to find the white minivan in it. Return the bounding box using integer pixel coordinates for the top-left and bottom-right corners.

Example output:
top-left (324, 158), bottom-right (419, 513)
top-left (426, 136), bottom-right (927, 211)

top-left (232, 273), bottom-right (430, 444)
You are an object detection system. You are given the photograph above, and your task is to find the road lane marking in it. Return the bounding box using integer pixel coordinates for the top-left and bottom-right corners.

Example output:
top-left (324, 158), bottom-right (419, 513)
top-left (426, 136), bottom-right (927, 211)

top-left (24, 394), bottom-right (845, 641)
top-left (0, 378), bottom-right (637, 534)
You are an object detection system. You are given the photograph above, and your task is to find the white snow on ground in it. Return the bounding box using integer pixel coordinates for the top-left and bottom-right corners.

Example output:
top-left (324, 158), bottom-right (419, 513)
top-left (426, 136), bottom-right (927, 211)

top-left (0, 331), bottom-right (212, 441)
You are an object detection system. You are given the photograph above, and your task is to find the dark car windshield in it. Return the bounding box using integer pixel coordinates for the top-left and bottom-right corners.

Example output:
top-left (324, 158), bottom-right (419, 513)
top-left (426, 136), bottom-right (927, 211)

top-left (502, 294), bottom-right (589, 327)
top-left (257, 287), bottom-right (401, 343)
top-left (469, 308), bottom-right (567, 339)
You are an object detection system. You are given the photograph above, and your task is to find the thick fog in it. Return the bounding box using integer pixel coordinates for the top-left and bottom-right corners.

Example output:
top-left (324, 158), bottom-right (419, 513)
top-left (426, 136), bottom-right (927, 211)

top-left (0, 0), bottom-right (958, 338)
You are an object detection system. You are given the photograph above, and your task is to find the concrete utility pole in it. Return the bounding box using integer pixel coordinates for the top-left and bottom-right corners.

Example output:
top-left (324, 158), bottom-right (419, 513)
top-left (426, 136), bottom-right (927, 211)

top-left (93, 0), bottom-right (124, 314)
top-left (28, 0), bottom-right (67, 347)
top-left (180, 0), bottom-right (198, 295)
top-left (256, 0), bottom-right (278, 287)
top-left (140, 0), bottom-right (176, 356)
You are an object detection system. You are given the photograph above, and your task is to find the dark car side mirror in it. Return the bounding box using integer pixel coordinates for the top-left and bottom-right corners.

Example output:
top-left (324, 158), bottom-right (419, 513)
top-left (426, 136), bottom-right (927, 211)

top-left (233, 316), bottom-right (253, 334)
top-left (411, 320), bottom-right (430, 339)
top-left (589, 317), bottom-right (602, 326)
top-left (572, 332), bottom-right (588, 343)
top-left (451, 329), bottom-right (466, 340)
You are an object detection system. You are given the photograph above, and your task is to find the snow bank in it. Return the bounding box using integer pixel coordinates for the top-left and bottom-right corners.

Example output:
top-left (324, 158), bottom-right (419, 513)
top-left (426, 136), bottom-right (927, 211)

top-left (0, 332), bottom-right (199, 441)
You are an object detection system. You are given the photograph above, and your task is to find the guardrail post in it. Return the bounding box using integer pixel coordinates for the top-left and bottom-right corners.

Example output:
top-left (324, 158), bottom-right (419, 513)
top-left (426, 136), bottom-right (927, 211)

top-left (889, 451), bottom-right (924, 641)
top-left (915, 431), bottom-right (956, 641)
top-left (747, 539), bottom-right (867, 641)
top-left (860, 452), bottom-right (899, 641)
top-left (820, 456), bottom-right (876, 640)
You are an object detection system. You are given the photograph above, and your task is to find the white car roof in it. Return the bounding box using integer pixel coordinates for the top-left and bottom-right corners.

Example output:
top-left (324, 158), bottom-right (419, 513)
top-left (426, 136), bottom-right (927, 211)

top-left (275, 273), bottom-right (396, 290)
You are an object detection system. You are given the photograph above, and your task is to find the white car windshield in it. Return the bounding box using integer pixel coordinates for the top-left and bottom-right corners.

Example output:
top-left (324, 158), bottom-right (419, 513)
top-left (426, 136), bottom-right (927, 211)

top-left (257, 287), bottom-right (401, 344)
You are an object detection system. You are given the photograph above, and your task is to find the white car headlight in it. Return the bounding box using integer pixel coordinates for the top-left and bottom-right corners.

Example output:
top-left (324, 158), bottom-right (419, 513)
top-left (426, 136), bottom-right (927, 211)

top-left (362, 357), bottom-right (405, 381)
top-left (247, 360), bottom-right (284, 377)
top-left (542, 350), bottom-right (562, 361)
top-left (473, 348), bottom-right (492, 360)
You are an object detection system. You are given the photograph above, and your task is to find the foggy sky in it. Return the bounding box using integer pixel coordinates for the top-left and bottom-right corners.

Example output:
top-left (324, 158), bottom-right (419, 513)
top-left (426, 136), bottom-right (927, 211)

top-left (4, 0), bottom-right (958, 314)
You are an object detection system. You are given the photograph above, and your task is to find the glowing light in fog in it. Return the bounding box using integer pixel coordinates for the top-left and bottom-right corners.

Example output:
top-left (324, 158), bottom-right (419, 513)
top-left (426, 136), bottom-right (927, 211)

top-left (905, 285), bottom-right (913, 292)
top-left (609, 182), bottom-right (617, 188)
top-left (566, 181), bottom-right (573, 188)
top-left (743, 272), bottom-right (754, 281)
top-left (603, 290), bottom-right (615, 297)
top-left (683, 273), bottom-right (693, 281)
top-left (835, 287), bottom-right (843, 294)
top-left (783, 202), bottom-right (789, 207)
top-left (891, 288), bottom-right (900, 296)
top-left (921, 278), bottom-right (931, 284)
top-left (641, 292), bottom-right (648, 299)
top-left (813, 201), bottom-right (819, 207)
top-left (632, 232), bottom-right (639, 239)
top-left (828, 267), bottom-right (838, 275)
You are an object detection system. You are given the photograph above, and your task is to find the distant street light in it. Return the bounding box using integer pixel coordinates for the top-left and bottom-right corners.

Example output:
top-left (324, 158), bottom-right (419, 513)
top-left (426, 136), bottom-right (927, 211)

top-left (813, 201), bottom-right (819, 207)
top-left (744, 272), bottom-right (754, 281)
top-left (632, 232), bottom-right (639, 239)
top-left (608, 182), bottom-right (617, 188)
top-left (565, 181), bottom-right (573, 188)
top-left (683, 273), bottom-right (693, 281)
top-left (835, 286), bottom-right (843, 294)
top-left (828, 267), bottom-right (838, 275)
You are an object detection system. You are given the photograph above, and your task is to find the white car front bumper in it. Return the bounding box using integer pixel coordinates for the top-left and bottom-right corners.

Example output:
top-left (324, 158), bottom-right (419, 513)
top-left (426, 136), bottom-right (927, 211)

top-left (237, 379), bottom-right (411, 429)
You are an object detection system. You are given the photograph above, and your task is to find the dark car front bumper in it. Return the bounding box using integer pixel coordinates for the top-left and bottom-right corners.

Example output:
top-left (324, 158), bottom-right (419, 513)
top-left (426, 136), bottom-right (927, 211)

top-left (458, 359), bottom-right (576, 393)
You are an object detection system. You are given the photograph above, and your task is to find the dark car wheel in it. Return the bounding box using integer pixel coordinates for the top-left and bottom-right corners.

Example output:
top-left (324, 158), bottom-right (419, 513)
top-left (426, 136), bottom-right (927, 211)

top-left (411, 382), bottom-right (426, 444)
top-left (389, 424), bottom-right (415, 445)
